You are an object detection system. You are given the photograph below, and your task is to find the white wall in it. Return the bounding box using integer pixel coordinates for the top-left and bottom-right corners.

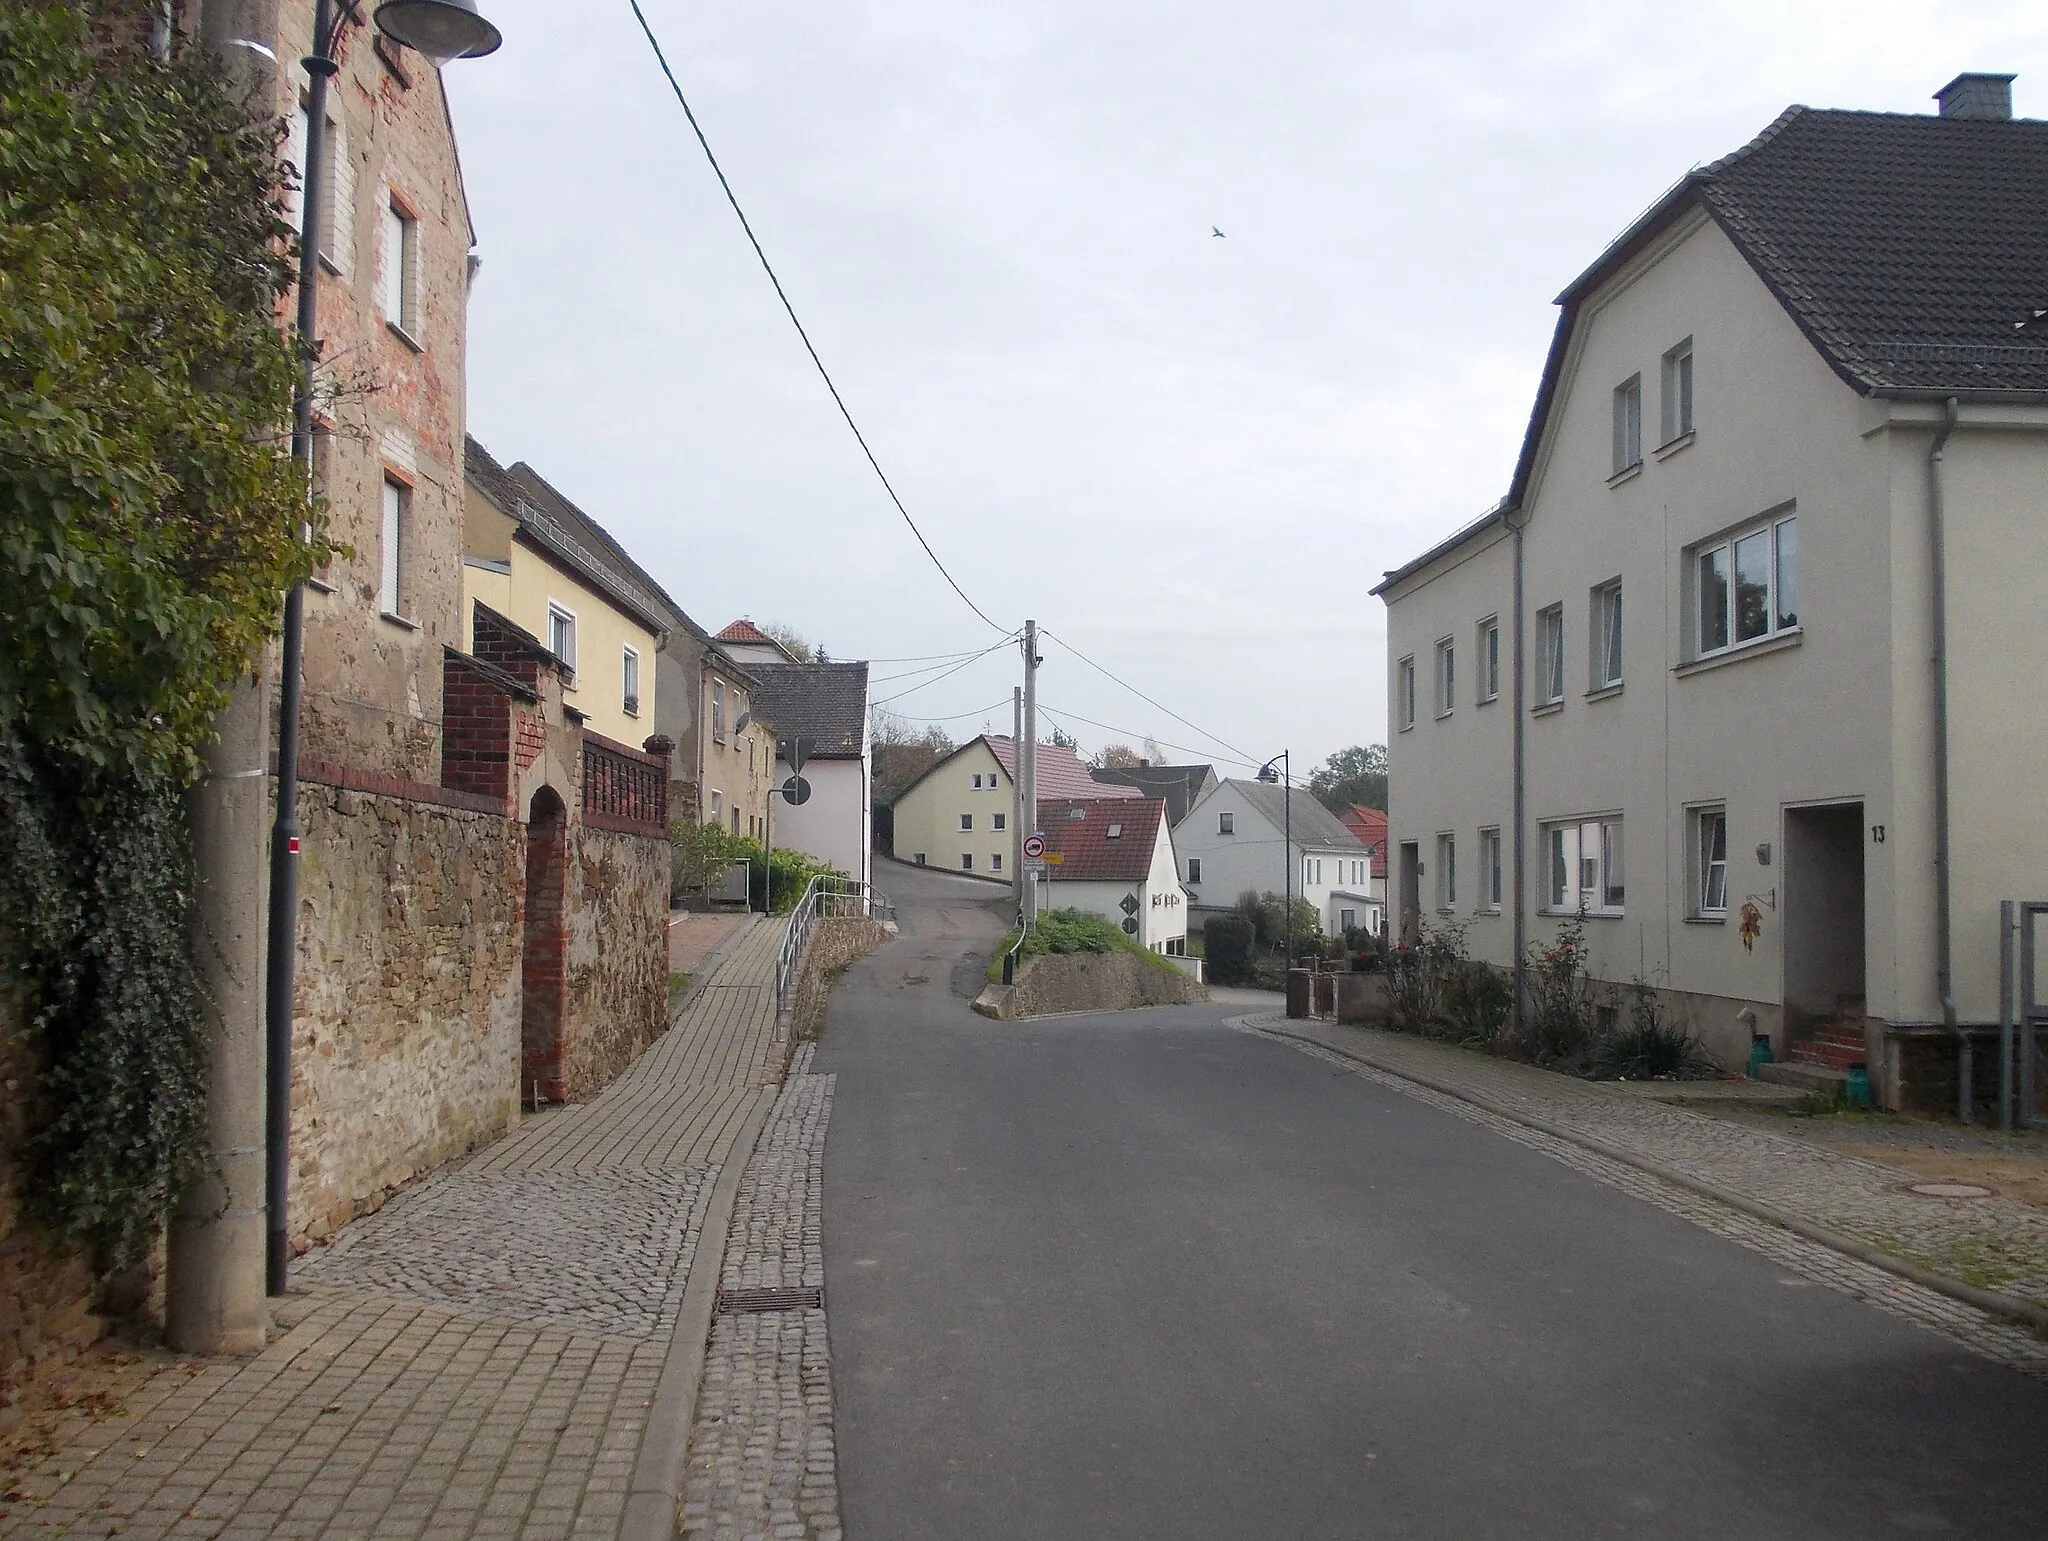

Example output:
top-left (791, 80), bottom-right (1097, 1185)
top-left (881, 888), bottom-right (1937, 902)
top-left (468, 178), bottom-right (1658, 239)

top-left (1174, 782), bottom-right (1366, 939)
top-left (1044, 818), bottom-right (1187, 951)
top-left (771, 755), bottom-right (870, 890)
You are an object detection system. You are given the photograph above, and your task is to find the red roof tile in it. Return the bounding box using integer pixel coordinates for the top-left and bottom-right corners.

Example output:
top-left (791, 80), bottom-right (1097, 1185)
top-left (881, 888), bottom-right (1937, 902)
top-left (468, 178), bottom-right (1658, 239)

top-left (1036, 798), bottom-right (1167, 882)
top-left (1340, 804), bottom-right (1389, 878)
top-left (986, 737), bottom-right (1143, 802)
top-left (715, 618), bottom-right (779, 646)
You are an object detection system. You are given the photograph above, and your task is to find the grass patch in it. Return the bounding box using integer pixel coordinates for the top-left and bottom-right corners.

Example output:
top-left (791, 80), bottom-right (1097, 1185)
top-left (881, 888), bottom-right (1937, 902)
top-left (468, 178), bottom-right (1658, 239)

top-left (667, 971), bottom-right (692, 1002)
top-left (987, 907), bottom-right (1179, 981)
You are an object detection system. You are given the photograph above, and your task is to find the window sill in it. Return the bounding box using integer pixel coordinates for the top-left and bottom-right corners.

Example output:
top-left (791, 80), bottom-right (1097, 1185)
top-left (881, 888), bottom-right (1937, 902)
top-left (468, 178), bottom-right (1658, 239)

top-left (1477, 692), bottom-right (1499, 707)
top-left (1583, 682), bottom-right (1624, 703)
top-left (1676, 628), bottom-right (1803, 678)
top-left (1683, 914), bottom-right (1727, 925)
top-left (307, 575), bottom-right (337, 595)
top-left (1477, 905), bottom-right (1503, 916)
top-left (1541, 908), bottom-right (1626, 920)
top-left (378, 610), bottom-right (419, 631)
top-left (1397, 722), bottom-right (1414, 733)
top-left (1654, 430), bottom-right (1696, 460)
top-left (1606, 461), bottom-right (1643, 489)
top-left (386, 320), bottom-right (424, 353)
top-left (1434, 709), bottom-right (1453, 722)
top-left (1532, 699), bottom-right (1564, 717)
top-left (319, 252), bottom-right (346, 279)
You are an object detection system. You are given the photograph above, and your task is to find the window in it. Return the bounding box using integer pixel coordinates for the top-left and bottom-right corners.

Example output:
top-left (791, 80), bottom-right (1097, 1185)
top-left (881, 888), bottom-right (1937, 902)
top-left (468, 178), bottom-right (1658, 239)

top-left (1435, 637), bottom-right (1455, 717)
top-left (1187, 858), bottom-right (1203, 884)
top-left (1693, 806), bottom-right (1729, 916)
top-left (1478, 617), bottom-right (1500, 702)
top-left (1218, 811), bottom-right (1234, 835)
top-left (914, 853), bottom-right (926, 865)
top-left (546, 601), bottom-right (576, 674)
top-left (991, 853), bottom-right (1004, 873)
top-left (1661, 338), bottom-right (1694, 444)
top-left (622, 646), bottom-right (641, 716)
top-left (960, 853), bottom-right (974, 871)
top-left (1692, 513), bottom-right (1797, 657)
top-left (1340, 909), bottom-right (1357, 932)
top-left (959, 813), bottom-right (973, 831)
top-left (378, 478), bottom-right (407, 617)
top-left (1592, 580), bottom-right (1623, 689)
top-left (711, 680), bottom-right (726, 742)
top-left (993, 813), bottom-right (1006, 831)
top-left (1396, 656), bottom-right (1417, 730)
top-left (972, 773), bottom-right (983, 788)
top-left (1543, 817), bottom-right (1624, 914)
top-left (731, 806), bottom-right (741, 836)
top-left (1536, 605), bottom-right (1565, 705)
top-left (1479, 827), bottom-right (1503, 909)
top-left (1436, 833), bottom-right (1457, 910)
top-left (379, 193), bottom-right (420, 339)
top-left (1612, 374), bottom-right (1642, 474)
top-left (1107, 823), bottom-right (1123, 839)
top-left (709, 789), bottom-right (723, 821)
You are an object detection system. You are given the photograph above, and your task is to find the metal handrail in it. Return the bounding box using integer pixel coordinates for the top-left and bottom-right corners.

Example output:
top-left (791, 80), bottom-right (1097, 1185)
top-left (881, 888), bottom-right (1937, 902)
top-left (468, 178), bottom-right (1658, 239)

top-left (775, 875), bottom-right (888, 1011)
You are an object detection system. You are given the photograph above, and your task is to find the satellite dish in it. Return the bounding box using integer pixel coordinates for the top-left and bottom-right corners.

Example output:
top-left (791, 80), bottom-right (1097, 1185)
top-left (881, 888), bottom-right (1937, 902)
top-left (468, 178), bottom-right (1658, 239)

top-left (733, 711), bottom-right (752, 733)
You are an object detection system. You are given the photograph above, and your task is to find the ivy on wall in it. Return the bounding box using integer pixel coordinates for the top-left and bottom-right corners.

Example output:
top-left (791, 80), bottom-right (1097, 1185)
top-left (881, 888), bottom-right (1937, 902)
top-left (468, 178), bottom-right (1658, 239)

top-left (0, 3), bottom-right (327, 1265)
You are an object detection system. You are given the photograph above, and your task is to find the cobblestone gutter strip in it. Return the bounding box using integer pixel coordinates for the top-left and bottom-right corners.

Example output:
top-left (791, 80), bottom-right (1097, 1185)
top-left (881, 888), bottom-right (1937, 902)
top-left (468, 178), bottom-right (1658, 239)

top-left (621, 1084), bottom-right (779, 1541)
top-left (680, 1056), bottom-right (842, 1541)
top-left (1238, 1015), bottom-right (2048, 1351)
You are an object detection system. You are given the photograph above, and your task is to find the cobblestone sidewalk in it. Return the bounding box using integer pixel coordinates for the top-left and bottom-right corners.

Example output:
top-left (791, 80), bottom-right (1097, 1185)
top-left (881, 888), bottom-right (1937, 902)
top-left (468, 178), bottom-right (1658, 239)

top-left (1, 916), bottom-right (795, 1541)
top-left (1242, 1014), bottom-right (2048, 1373)
top-left (680, 1046), bottom-right (841, 1541)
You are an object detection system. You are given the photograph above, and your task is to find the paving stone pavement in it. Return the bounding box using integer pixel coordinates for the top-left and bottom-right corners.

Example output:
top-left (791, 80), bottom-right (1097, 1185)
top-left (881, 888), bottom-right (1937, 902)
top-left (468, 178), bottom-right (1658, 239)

top-left (1242, 1015), bottom-right (2048, 1377)
top-left (680, 1047), bottom-right (842, 1541)
top-left (1, 916), bottom-right (796, 1541)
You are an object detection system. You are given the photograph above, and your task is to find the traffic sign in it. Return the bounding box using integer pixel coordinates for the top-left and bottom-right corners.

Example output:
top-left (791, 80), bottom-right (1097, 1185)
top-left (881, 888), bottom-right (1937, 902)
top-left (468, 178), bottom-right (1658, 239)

top-left (782, 735), bottom-right (816, 773)
top-left (1043, 853), bottom-right (1063, 865)
top-left (1022, 834), bottom-right (1047, 859)
top-left (1121, 917), bottom-right (1140, 936)
top-left (779, 774), bottom-right (812, 806)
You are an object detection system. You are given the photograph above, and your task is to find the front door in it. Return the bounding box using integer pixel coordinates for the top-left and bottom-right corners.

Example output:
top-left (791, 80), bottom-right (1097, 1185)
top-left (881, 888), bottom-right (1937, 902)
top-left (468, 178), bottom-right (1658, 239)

top-left (1398, 841), bottom-right (1422, 946)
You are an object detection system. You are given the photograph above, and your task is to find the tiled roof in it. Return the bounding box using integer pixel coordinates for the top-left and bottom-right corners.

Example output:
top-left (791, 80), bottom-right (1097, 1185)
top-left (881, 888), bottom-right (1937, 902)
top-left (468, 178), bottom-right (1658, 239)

top-left (1339, 804), bottom-right (1389, 878)
top-left (1037, 797), bottom-right (1167, 882)
top-left (745, 662), bottom-right (869, 760)
top-left (986, 737), bottom-right (1144, 801)
top-left (1221, 780), bottom-right (1368, 852)
top-left (1089, 763), bottom-right (1216, 824)
top-left (714, 619), bottom-right (800, 660)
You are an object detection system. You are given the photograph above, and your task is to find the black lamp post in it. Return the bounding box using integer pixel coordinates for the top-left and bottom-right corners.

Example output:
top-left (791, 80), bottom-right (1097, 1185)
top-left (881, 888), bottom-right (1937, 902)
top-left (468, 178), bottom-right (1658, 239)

top-left (1257, 752), bottom-right (1291, 968)
top-left (266, 0), bottom-right (500, 1297)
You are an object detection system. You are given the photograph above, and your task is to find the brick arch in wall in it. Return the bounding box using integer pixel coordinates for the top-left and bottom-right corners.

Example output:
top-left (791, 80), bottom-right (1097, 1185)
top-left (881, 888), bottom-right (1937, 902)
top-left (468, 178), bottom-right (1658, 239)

top-left (521, 785), bottom-right (569, 1105)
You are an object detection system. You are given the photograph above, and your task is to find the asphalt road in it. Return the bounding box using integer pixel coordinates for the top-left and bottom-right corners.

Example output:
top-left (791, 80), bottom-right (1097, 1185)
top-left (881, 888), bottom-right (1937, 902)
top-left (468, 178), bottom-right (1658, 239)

top-left (817, 860), bottom-right (2048, 1540)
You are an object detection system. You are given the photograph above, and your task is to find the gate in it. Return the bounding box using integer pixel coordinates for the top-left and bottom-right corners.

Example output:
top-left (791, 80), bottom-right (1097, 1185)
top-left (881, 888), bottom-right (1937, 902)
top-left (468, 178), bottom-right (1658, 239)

top-left (1997, 900), bottom-right (2048, 1130)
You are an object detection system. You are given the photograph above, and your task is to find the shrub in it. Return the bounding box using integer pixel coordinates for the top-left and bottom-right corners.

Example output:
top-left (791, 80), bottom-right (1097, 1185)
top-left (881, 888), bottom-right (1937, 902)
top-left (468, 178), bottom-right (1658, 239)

top-left (1204, 916), bottom-right (1255, 984)
top-left (1516, 913), bottom-right (1598, 1068)
top-left (1444, 960), bottom-right (1514, 1046)
top-left (1588, 978), bottom-right (1716, 1081)
top-left (1387, 917), bottom-right (1467, 1034)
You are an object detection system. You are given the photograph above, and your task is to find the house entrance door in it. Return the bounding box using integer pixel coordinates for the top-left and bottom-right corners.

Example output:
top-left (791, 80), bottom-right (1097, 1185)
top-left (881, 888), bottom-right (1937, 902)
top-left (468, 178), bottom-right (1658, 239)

top-left (521, 786), bottom-right (569, 1106)
top-left (1398, 841), bottom-right (1422, 946)
top-left (1782, 801), bottom-right (1866, 1065)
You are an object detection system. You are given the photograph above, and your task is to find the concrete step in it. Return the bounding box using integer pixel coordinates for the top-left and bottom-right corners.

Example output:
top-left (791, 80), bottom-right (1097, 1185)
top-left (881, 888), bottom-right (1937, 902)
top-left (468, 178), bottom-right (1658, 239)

top-left (1756, 1060), bottom-right (1848, 1095)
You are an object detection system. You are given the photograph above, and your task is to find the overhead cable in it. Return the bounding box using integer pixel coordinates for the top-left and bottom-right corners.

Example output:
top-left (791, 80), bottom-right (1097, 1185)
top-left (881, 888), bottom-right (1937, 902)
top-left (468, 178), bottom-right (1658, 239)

top-left (1038, 629), bottom-right (1257, 764)
top-left (869, 632), bottom-right (1019, 707)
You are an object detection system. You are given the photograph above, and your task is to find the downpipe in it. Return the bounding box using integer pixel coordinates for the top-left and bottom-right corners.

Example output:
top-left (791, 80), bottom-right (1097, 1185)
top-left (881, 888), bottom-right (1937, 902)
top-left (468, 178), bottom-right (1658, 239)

top-left (1929, 396), bottom-right (1968, 1121)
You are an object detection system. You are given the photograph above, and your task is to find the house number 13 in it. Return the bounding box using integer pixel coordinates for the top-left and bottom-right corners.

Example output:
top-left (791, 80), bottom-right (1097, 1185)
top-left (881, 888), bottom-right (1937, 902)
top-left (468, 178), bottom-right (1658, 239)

top-left (1871, 825), bottom-right (1886, 843)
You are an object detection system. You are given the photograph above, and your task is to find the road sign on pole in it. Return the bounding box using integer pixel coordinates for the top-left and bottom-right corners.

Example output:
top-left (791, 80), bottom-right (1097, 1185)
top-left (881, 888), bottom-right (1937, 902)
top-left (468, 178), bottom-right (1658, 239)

top-left (782, 736), bottom-right (816, 773)
top-left (780, 774), bottom-right (812, 806)
top-left (1022, 834), bottom-right (1047, 859)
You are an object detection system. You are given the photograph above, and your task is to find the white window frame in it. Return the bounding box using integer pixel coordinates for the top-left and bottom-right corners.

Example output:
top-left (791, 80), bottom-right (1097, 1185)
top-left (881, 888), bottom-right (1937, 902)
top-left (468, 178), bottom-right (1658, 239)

top-left (1218, 811), bottom-right (1234, 835)
top-left (972, 773), bottom-right (983, 789)
top-left (380, 191), bottom-right (421, 342)
top-left (960, 853), bottom-right (974, 871)
top-left (1691, 805), bottom-right (1729, 918)
top-left (1435, 637), bottom-right (1455, 718)
top-left (708, 789), bottom-right (723, 821)
top-left (1689, 510), bottom-right (1798, 660)
top-left (1479, 826), bottom-right (1502, 910)
top-left (1478, 617), bottom-right (1500, 703)
top-left (546, 600), bottom-right (577, 677)
top-left (1536, 605), bottom-right (1565, 705)
top-left (621, 645), bottom-right (641, 716)
top-left (711, 679), bottom-right (726, 743)
top-left (1661, 337), bottom-right (1694, 445)
top-left (959, 813), bottom-right (973, 831)
top-left (993, 812), bottom-right (1006, 831)
top-left (1591, 579), bottom-right (1623, 690)
top-left (1612, 374), bottom-right (1643, 475)
top-left (1436, 832), bottom-right (1457, 911)
top-left (1542, 816), bottom-right (1625, 916)
top-left (1397, 655), bottom-right (1417, 731)
top-left (990, 853), bottom-right (1004, 873)
top-left (378, 476), bottom-right (407, 618)
top-left (1187, 857), bottom-right (1203, 884)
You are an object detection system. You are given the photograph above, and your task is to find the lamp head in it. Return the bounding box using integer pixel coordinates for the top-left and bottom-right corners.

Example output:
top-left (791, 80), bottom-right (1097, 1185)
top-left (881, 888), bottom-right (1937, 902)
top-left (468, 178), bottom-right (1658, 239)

top-left (374, 0), bottom-right (501, 64)
top-left (1256, 756), bottom-right (1283, 784)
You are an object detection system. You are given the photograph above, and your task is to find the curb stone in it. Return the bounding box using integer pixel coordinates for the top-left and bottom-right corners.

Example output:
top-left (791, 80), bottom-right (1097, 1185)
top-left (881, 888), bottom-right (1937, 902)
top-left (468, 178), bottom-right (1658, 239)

top-left (1231, 1012), bottom-right (2048, 1342)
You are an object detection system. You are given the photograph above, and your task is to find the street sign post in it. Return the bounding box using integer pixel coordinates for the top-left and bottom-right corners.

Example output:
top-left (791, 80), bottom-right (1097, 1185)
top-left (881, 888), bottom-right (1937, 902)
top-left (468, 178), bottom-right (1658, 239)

top-left (1022, 834), bottom-right (1047, 859)
top-left (780, 774), bottom-right (811, 806)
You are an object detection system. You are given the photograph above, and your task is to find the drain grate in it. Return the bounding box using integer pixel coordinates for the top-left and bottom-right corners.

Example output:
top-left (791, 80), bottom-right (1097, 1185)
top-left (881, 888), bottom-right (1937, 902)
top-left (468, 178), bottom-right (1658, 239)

top-left (715, 1285), bottom-right (824, 1315)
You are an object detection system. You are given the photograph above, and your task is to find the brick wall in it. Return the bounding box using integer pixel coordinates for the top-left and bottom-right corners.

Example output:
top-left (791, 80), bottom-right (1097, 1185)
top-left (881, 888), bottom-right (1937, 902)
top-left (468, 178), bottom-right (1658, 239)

top-left (441, 651), bottom-right (516, 806)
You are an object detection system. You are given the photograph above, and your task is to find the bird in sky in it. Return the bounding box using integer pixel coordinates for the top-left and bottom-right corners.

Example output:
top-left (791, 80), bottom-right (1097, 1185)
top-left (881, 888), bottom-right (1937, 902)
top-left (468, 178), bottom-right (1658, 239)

top-left (1212, 226), bottom-right (1226, 238)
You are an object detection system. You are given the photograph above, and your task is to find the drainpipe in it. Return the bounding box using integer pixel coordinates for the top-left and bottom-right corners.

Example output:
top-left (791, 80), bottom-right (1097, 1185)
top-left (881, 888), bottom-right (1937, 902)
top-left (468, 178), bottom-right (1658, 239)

top-left (1508, 504), bottom-right (1528, 1036)
top-left (1929, 396), bottom-right (1968, 1121)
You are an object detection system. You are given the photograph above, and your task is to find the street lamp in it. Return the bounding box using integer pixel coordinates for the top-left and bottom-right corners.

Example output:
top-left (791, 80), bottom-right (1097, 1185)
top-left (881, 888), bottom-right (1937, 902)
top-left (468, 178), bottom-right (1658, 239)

top-left (1256, 752), bottom-right (1292, 970)
top-left (266, 0), bottom-right (500, 1297)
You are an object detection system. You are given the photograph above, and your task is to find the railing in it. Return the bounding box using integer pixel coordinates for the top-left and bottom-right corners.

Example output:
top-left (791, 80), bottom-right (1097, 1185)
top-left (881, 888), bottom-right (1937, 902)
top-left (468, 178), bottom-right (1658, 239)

top-left (582, 733), bottom-right (666, 834)
top-left (775, 876), bottom-right (890, 1013)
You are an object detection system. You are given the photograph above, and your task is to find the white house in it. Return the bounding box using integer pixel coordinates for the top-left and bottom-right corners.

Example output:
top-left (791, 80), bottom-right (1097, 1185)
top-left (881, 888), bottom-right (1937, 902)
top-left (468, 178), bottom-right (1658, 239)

top-left (1374, 75), bottom-right (2048, 1112)
top-left (1036, 797), bottom-right (1188, 955)
top-left (1175, 779), bottom-right (1380, 940)
top-left (746, 661), bottom-right (872, 891)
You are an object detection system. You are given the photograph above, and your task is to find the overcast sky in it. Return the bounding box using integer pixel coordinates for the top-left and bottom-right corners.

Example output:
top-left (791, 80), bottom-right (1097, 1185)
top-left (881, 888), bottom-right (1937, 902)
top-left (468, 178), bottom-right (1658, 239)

top-left (445, 0), bottom-right (2048, 778)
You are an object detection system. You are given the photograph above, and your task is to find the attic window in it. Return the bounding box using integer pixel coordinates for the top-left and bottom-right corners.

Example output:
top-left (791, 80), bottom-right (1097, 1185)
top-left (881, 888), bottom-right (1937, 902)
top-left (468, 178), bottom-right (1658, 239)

top-left (1068, 806), bottom-right (1086, 820)
top-left (1106, 823), bottom-right (1123, 839)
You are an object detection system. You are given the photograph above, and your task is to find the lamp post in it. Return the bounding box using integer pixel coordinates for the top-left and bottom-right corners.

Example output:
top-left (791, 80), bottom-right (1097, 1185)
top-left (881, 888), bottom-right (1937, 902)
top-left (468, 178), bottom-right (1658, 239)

top-left (265, 0), bottom-right (500, 1297)
top-left (1257, 752), bottom-right (1291, 968)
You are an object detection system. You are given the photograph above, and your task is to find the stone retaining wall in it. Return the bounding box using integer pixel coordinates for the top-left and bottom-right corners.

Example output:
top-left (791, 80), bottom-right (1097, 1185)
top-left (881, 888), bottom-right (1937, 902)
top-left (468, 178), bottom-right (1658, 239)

top-left (560, 826), bottom-right (672, 1100)
top-left (1008, 950), bottom-right (1208, 1018)
top-left (789, 917), bottom-right (890, 1047)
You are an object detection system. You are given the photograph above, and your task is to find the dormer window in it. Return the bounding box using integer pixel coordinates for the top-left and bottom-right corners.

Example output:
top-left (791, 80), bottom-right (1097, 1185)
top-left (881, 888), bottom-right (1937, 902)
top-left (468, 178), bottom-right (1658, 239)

top-left (1106, 823), bottom-right (1123, 839)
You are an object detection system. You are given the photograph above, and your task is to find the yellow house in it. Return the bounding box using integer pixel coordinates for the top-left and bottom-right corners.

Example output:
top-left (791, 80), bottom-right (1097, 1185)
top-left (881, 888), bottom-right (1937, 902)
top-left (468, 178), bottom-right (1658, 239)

top-left (888, 734), bottom-right (1140, 881)
top-left (463, 438), bottom-right (680, 747)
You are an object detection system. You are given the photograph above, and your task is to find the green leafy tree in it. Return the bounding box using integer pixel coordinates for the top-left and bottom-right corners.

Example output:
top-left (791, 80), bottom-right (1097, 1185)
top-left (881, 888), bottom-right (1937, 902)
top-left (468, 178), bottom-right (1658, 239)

top-left (0, 3), bottom-right (322, 1264)
top-left (1307, 744), bottom-right (1388, 814)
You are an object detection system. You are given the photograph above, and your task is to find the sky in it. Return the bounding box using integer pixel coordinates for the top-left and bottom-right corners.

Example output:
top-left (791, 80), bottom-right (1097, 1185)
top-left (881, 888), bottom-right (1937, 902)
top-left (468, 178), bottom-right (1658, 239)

top-left (444, 0), bottom-right (2048, 779)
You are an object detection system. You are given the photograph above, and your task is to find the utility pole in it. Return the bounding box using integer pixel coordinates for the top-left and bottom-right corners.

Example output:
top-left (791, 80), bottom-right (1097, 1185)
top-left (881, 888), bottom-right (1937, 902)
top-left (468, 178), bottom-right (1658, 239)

top-left (1011, 686), bottom-right (1024, 909)
top-left (1021, 620), bottom-right (1038, 924)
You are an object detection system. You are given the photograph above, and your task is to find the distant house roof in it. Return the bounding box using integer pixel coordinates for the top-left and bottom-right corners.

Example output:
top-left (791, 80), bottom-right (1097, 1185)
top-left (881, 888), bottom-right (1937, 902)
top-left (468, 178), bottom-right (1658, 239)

top-left (986, 737), bottom-right (1144, 801)
top-left (1339, 804), bottom-right (1389, 878)
top-left (1037, 797), bottom-right (1168, 882)
top-left (746, 661), bottom-right (870, 760)
top-left (1089, 763), bottom-right (1216, 824)
top-left (1374, 99), bottom-right (2048, 595)
top-left (1220, 779), bottom-right (1367, 852)
top-left (715, 618), bottom-right (802, 660)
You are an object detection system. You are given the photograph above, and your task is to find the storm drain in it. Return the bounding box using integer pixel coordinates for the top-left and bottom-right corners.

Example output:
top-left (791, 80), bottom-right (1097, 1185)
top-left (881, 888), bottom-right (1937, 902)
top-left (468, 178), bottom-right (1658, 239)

top-left (714, 1285), bottom-right (824, 1315)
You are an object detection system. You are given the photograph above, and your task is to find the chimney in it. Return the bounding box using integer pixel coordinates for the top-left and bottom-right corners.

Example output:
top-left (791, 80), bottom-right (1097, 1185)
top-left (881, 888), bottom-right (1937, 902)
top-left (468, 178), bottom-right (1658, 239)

top-left (1935, 73), bottom-right (2015, 121)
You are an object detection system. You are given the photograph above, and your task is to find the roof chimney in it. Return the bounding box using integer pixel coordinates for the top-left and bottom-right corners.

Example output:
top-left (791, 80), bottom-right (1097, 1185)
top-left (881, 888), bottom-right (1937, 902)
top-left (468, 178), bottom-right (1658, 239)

top-left (1935, 73), bottom-right (2015, 121)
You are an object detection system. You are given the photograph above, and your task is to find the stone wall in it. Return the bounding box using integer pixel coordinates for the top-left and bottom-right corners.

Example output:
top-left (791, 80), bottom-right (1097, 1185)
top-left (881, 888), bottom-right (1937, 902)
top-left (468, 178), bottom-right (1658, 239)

top-left (559, 826), bottom-right (672, 1101)
top-left (1007, 950), bottom-right (1208, 1018)
top-left (290, 780), bottom-right (524, 1247)
top-left (789, 917), bottom-right (889, 1045)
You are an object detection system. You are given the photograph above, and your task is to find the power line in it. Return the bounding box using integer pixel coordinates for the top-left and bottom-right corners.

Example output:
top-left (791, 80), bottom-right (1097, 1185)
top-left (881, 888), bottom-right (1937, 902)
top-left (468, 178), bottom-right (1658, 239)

top-left (625, 0), bottom-right (1009, 636)
top-left (879, 698), bottom-right (1014, 724)
top-left (862, 647), bottom-right (991, 666)
top-left (870, 651), bottom-right (1010, 688)
top-left (1036, 704), bottom-right (1262, 773)
top-left (869, 632), bottom-right (1018, 707)
top-left (1038, 629), bottom-right (1257, 765)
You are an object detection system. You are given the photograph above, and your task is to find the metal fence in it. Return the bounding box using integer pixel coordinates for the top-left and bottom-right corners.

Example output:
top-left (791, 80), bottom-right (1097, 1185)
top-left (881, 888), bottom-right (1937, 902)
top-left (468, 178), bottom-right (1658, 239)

top-left (1998, 900), bottom-right (2048, 1130)
top-left (775, 876), bottom-right (891, 1013)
